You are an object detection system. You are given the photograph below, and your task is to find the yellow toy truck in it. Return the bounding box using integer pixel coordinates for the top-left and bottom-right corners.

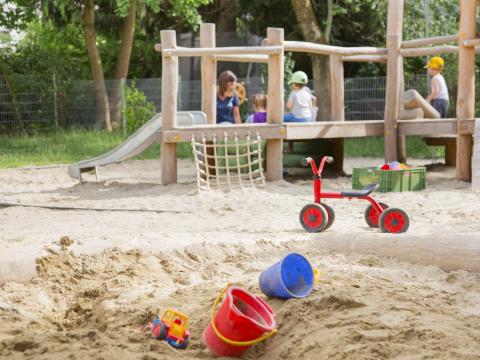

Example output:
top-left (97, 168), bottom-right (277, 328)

top-left (148, 309), bottom-right (190, 349)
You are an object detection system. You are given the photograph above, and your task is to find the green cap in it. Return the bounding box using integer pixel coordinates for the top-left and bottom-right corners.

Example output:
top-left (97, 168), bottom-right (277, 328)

top-left (288, 71), bottom-right (308, 85)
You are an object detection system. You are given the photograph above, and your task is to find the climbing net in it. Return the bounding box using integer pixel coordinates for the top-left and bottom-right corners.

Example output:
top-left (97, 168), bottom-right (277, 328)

top-left (191, 132), bottom-right (266, 190)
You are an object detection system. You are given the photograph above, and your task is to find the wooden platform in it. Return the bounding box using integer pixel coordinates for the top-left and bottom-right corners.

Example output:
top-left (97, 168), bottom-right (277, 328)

top-left (161, 118), bottom-right (476, 143)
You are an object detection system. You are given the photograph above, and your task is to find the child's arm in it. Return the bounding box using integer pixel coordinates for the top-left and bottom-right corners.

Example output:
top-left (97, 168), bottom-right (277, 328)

top-left (286, 92), bottom-right (295, 110)
top-left (233, 106), bottom-right (241, 124)
top-left (426, 78), bottom-right (440, 103)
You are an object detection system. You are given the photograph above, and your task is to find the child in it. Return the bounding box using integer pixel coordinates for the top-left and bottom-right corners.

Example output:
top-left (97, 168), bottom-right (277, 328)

top-left (283, 71), bottom-right (314, 122)
top-left (246, 94), bottom-right (267, 123)
top-left (425, 56), bottom-right (449, 118)
top-left (216, 70), bottom-right (241, 124)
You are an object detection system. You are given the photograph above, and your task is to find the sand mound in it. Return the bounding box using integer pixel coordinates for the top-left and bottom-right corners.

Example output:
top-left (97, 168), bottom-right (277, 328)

top-left (1, 239), bottom-right (479, 359)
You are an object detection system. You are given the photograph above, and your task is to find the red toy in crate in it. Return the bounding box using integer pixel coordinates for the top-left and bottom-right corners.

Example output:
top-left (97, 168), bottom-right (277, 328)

top-left (300, 156), bottom-right (409, 234)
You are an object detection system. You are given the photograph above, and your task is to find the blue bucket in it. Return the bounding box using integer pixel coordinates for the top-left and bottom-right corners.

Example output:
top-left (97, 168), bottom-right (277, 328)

top-left (259, 253), bottom-right (314, 299)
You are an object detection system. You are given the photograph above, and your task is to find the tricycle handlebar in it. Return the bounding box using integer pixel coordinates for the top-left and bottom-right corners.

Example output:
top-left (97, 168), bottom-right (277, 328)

top-left (302, 156), bottom-right (334, 175)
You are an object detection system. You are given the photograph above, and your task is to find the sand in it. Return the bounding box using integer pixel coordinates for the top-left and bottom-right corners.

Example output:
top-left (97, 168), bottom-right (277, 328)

top-left (0, 158), bottom-right (479, 359)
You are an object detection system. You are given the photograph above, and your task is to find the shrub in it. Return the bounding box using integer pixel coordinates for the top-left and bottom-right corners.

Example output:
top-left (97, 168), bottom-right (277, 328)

top-left (122, 82), bottom-right (156, 134)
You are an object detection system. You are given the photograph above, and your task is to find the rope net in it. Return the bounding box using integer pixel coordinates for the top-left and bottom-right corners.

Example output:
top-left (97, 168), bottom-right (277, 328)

top-left (191, 132), bottom-right (266, 190)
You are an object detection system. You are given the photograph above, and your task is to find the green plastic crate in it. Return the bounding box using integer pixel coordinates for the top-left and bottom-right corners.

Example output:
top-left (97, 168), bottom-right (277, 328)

top-left (352, 167), bottom-right (426, 192)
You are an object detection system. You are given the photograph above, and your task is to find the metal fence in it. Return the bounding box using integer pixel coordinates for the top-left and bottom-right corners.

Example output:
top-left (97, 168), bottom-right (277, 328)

top-left (0, 73), bottom-right (464, 134)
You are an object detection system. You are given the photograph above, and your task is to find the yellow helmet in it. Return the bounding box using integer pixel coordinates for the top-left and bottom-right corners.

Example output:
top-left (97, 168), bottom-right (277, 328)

top-left (425, 56), bottom-right (444, 70)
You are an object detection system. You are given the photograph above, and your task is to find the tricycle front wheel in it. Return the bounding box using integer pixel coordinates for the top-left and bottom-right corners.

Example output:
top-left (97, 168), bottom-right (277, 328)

top-left (379, 208), bottom-right (409, 233)
top-left (300, 204), bottom-right (328, 233)
top-left (321, 203), bottom-right (335, 230)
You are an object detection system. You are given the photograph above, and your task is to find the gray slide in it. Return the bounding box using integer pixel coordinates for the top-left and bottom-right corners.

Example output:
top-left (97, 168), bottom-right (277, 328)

top-left (68, 111), bottom-right (207, 181)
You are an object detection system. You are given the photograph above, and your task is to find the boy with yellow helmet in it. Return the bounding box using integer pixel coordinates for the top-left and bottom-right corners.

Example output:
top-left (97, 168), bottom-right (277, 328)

top-left (425, 56), bottom-right (449, 118)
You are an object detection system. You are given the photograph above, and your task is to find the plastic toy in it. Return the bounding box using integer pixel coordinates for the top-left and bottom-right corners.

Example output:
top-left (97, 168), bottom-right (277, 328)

top-left (300, 156), bottom-right (410, 233)
top-left (147, 309), bottom-right (190, 349)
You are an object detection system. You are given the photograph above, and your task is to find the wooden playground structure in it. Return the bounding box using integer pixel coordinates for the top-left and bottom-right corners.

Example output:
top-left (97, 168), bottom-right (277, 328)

top-left (156, 0), bottom-right (479, 186)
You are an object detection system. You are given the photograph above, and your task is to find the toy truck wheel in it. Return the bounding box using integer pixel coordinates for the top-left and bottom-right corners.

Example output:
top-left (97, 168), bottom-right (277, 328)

top-left (299, 204), bottom-right (328, 233)
top-left (155, 322), bottom-right (168, 340)
top-left (379, 208), bottom-right (409, 233)
top-left (364, 202), bottom-right (389, 228)
top-left (321, 203), bottom-right (335, 230)
top-left (177, 335), bottom-right (190, 350)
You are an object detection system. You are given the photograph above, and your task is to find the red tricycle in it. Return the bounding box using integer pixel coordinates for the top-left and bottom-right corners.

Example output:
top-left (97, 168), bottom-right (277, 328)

top-left (299, 156), bottom-right (409, 234)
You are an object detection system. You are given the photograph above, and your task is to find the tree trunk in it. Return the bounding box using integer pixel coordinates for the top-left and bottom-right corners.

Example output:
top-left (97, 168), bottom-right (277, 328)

top-left (82, 0), bottom-right (112, 131)
top-left (312, 56), bottom-right (331, 120)
top-left (290, 0), bottom-right (332, 120)
top-left (217, 0), bottom-right (238, 32)
top-left (110, 0), bottom-right (137, 129)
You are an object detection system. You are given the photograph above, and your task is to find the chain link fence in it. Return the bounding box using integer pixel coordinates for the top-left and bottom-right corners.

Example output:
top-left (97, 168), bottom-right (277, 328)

top-left (0, 73), bottom-right (466, 134)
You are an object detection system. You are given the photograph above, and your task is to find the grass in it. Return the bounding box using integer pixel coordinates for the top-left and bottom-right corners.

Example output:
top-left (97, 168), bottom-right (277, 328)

top-left (344, 136), bottom-right (443, 159)
top-left (0, 130), bottom-right (442, 169)
top-left (0, 130), bottom-right (192, 168)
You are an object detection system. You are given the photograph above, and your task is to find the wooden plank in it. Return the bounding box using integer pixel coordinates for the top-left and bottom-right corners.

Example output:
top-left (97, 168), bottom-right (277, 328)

top-left (401, 45), bottom-right (458, 57)
top-left (403, 89), bottom-right (440, 118)
top-left (456, 0), bottom-right (476, 182)
top-left (283, 41), bottom-right (386, 56)
top-left (266, 28), bottom-right (284, 181)
top-left (462, 38), bottom-right (480, 47)
top-left (215, 54), bottom-right (269, 63)
top-left (342, 55), bottom-right (387, 63)
top-left (200, 23), bottom-right (217, 125)
top-left (161, 124), bottom-right (285, 143)
top-left (160, 30), bottom-right (178, 185)
top-left (163, 46), bottom-right (282, 57)
top-left (284, 121), bottom-right (384, 140)
top-left (399, 108), bottom-right (423, 120)
top-left (401, 34), bottom-right (458, 48)
top-left (329, 55), bottom-right (345, 172)
top-left (398, 119), bottom-right (457, 136)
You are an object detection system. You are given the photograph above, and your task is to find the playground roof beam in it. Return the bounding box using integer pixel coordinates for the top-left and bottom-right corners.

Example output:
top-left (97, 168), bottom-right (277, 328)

top-left (283, 41), bottom-right (387, 56)
top-left (342, 55), bottom-right (387, 63)
top-left (162, 46), bottom-right (282, 57)
top-left (401, 34), bottom-right (458, 48)
top-left (401, 45), bottom-right (459, 57)
top-left (214, 54), bottom-right (269, 63)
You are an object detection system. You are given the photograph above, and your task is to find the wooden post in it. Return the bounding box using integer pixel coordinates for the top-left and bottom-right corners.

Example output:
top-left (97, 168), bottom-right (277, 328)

top-left (160, 30), bottom-right (178, 185)
top-left (266, 28), bottom-right (284, 181)
top-left (456, 0), bottom-right (476, 182)
top-left (383, 0), bottom-right (404, 162)
top-left (398, 60), bottom-right (407, 163)
top-left (200, 23), bottom-right (217, 124)
top-left (329, 55), bottom-right (344, 172)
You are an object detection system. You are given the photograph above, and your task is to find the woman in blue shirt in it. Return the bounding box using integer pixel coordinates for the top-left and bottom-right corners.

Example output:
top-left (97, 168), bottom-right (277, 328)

top-left (217, 71), bottom-right (241, 124)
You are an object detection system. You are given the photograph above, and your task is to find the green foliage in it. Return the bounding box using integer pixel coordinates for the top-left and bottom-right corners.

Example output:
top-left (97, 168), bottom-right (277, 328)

top-left (123, 82), bottom-right (156, 134)
top-left (0, 1), bottom-right (36, 30)
top-left (167, 0), bottom-right (211, 29)
top-left (4, 20), bottom-right (90, 80)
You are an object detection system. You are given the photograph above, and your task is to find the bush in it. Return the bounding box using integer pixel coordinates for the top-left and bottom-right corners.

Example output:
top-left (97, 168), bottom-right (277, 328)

top-left (123, 82), bottom-right (156, 134)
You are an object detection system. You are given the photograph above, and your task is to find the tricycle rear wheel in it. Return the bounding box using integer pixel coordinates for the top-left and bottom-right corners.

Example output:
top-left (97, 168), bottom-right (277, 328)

top-left (300, 204), bottom-right (328, 233)
top-left (364, 202), bottom-right (389, 228)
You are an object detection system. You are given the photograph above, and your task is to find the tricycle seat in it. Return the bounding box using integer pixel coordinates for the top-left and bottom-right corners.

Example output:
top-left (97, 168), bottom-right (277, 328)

top-left (341, 183), bottom-right (379, 198)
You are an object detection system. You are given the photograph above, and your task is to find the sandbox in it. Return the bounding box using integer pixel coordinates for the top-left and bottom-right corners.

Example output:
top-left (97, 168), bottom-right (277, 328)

top-left (0, 158), bottom-right (479, 359)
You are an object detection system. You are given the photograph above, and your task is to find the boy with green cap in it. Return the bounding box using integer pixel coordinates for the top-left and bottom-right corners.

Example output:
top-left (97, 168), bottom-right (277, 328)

top-left (283, 71), bottom-right (315, 122)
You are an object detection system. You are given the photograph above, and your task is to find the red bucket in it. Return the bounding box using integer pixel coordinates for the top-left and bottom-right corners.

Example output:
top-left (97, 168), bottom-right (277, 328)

top-left (203, 285), bottom-right (277, 357)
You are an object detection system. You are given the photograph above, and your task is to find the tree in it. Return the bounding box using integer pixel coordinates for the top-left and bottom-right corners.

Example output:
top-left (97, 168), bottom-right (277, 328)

top-left (34, 0), bottom-right (210, 130)
top-left (291, 0), bottom-right (333, 121)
